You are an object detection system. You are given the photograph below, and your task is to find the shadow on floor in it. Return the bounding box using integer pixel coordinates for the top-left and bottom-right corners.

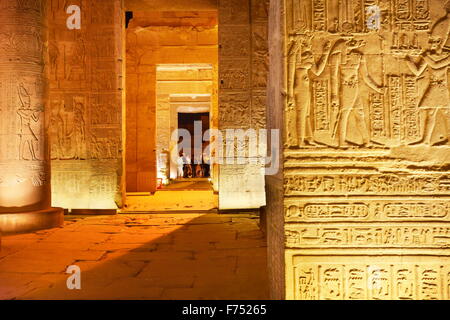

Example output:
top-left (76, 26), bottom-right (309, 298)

top-left (0, 213), bottom-right (269, 300)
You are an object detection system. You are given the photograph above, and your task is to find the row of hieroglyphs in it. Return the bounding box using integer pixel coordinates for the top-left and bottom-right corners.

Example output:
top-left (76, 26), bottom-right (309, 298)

top-left (285, 223), bottom-right (450, 248)
top-left (284, 173), bottom-right (450, 195)
top-left (285, 200), bottom-right (450, 221)
top-left (285, 0), bottom-right (450, 148)
top-left (52, 170), bottom-right (118, 195)
top-left (288, 0), bottom-right (432, 34)
top-left (290, 256), bottom-right (450, 300)
top-left (0, 162), bottom-right (46, 187)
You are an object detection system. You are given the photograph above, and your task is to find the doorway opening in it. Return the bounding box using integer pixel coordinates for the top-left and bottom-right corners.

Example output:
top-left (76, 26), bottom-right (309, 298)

top-left (155, 64), bottom-right (215, 193)
top-left (123, 9), bottom-right (218, 211)
top-left (177, 112), bottom-right (210, 180)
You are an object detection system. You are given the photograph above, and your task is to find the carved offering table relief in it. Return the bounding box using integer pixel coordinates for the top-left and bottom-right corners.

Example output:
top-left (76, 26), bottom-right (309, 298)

top-left (283, 0), bottom-right (450, 299)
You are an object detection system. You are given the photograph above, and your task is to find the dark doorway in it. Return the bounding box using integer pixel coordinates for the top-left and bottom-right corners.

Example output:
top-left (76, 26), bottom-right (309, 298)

top-left (177, 112), bottom-right (210, 179)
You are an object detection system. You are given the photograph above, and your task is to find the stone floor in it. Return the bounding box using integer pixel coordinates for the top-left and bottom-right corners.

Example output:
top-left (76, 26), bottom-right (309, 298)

top-left (124, 189), bottom-right (218, 212)
top-left (161, 178), bottom-right (213, 191)
top-left (0, 213), bottom-right (269, 300)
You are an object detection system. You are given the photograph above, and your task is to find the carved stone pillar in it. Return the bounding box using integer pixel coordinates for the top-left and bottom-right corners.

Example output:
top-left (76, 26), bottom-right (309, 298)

top-left (218, 0), bottom-right (269, 209)
top-left (0, 0), bottom-right (63, 235)
top-left (268, 0), bottom-right (450, 300)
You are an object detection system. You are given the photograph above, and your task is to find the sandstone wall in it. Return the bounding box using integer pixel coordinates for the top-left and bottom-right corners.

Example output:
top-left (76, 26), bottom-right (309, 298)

top-left (278, 0), bottom-right (450, 300)
top-left (48, 0), bottom-right (124, 210)
top-left (218, 0), bottom-right (269, 209)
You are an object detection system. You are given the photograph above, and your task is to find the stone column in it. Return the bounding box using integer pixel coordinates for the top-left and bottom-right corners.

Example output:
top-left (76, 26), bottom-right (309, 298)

top-left (218, 0), bottom-right (268, 210)
top-left (0, 0), bottom-right (63, 235)
top-left (268, 0), bottom-right (450, 300)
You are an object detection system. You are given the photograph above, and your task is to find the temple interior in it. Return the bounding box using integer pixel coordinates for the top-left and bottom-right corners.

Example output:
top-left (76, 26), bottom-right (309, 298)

top-left (0, 0), bottom-right (449, 300)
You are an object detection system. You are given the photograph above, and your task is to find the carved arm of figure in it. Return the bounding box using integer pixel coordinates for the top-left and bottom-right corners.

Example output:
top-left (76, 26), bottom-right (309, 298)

top-left (310, 40), bottom-right (333, 76)
top-left (330, 54), bottom-right (341, 106)
top-left (79, 118), bottom-right (86, 141)
top-left (17, 109), bottom-right (27, 119)
top-left (328, 39), bottom-right (347, 106)
top-left (17, 85), bottom-right (31, 109)
top-left (32, 104), bottom-right (44, 122)
top-left (287, 39), bottom-right (299, 105)
top-left (405, 54), bottom-right (427, 76)
top-left (360, 54), bottom-right (383, 93)
top-left (422, 52), bottom-right (450, 69)
top-left (31, 111), bottom-right (40, 123)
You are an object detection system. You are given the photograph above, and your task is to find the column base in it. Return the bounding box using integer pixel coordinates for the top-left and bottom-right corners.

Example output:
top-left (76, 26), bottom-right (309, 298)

top-left (0, 208), bottom-right (64, 235)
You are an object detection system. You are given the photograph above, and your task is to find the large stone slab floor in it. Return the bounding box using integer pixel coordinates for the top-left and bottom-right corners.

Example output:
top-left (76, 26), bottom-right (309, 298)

top-left (124, 191), bottom-right (218, 212)
top-left (0, 213), bottom-right (269, 300)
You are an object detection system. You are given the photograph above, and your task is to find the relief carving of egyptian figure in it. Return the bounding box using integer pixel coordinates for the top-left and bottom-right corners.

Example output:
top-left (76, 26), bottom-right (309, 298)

top-left (50, 98), bottom-right (86, 160)
top-left (430, 1), bottom-right (450, 51)
top-left (48, 42), bottom-right (59, 81)
top-left (66, 36), bottom-right (86, 81)
top-left (49, 99), bottom-right (64, 160)
top-left (17, 82), bottom-right (41, 161)
top-left (287, 35), bottom-right (333, 147)
top-left (71, 101), bottom-right (86, 159)
top-left (330, 38), bottom-right (383, 147)
top-left (405, 36), bottom-right (450, 145)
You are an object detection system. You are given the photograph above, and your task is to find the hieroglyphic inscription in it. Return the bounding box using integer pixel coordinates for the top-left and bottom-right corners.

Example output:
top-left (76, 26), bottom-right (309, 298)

top-left (290, 0), bottom-right (431, 35)
top-left (283, 0), bottom-right (450, 300)
top-left (285, 201), bottom-right (450, 221)
top-left (285, 173), bottom-right (450, 195)
top-left (218, 0), bottom-right (268, 209)
top-left (289, 256), bottom-right (450, 300)
top-left (286, 223), bottom-right (450, 248)
top-left (312, 80), bottom-right (329, 131)
top-left (49, 0), bottom-right (122, 209)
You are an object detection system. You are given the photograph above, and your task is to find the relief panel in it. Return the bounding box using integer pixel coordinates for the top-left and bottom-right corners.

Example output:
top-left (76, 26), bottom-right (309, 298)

top-left (283, 0), bottom-right (450, 300)
top-left (218, 0), bottom-right (268, 209)
top-left (285, 0), bottom-right (449, 149)
top-left (48, 0), bottom-right (123, 209)
top-left (287, 255), bottom-right (450, 300)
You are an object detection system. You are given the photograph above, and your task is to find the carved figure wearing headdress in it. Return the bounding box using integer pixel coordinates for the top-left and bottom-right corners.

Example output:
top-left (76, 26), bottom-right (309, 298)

top-left (287, 35), bottom-right (333, 147)
top-left (329, 37), bottom-right (383, 147)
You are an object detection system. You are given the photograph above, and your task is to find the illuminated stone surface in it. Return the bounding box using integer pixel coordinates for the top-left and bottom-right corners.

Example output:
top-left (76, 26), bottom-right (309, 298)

top-left (124, 190), bottom-right (218, 212)
top-left (0, 213), bottom-right (268, 299)
top-left (48, 0), bottom-right (124, 210)
top-left (265, 0), bottom-right (450, 299)
top-left (47, 1), bottom-right (269, 210)
top-left (218, 0), bottom-right (269, 209)
top-left (0, 0), bottom-right (63, 234)
top-left (2, 0), bottom-right (449, 300)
